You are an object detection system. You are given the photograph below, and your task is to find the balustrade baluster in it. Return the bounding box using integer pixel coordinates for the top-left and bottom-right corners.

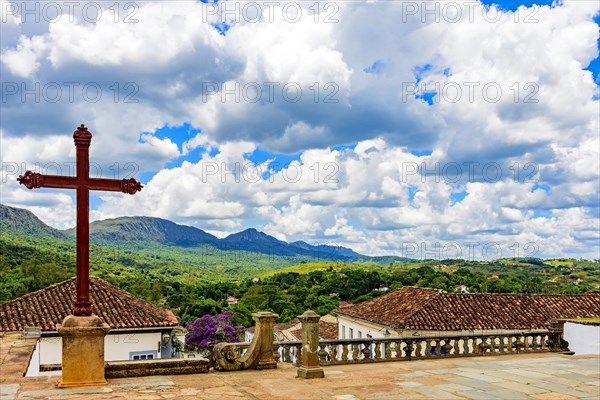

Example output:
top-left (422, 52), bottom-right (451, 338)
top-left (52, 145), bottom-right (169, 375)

top-left (362, 342), bottom-right (371, 361)
top-left (425, 340), bottom-right (433, 358)
top-left (415, 340), bottom-right (423, 359)
top-left (331, 344), bottom-right (339, 363)
top-left (402, 340), bottom-right (417, 361)
top-left (541, 334), bottom-right (548, 350)
top-left (375, 341), bottom-right (382, 360)
top-left (341, 343), bottom-right (349, 362)
top-left (318, 344), bottom-right (328, 365)
top-left (295, 344), bottom-right (302, 367)
top-left (352, 343), bottom-right (360, 361)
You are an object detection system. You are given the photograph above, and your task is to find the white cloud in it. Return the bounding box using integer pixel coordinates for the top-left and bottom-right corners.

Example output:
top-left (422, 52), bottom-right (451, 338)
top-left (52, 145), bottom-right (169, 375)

top-left (1, 0), bottom-right (598, 259)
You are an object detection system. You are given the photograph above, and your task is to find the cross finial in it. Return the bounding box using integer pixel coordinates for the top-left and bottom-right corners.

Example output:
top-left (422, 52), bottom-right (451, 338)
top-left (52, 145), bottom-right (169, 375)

top-left (73, 124), bottom-right (92, 146)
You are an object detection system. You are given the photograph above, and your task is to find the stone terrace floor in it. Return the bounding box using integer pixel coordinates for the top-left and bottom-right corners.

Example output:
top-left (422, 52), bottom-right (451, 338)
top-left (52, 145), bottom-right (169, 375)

top-left (1, 334), bottom-right (599, 400)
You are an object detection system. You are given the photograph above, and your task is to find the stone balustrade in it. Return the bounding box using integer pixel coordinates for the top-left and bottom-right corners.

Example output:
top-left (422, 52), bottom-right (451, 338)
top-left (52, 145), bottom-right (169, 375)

top-left (275, 328), bottom-right (570, 367)
top-left (212, 312), bottom-right (569, 371)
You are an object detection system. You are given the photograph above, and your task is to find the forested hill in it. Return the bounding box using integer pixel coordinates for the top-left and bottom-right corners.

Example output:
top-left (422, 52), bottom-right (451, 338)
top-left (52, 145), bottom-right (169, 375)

top-left (65, 216), bottom-right (220, 246)
top-left (0, 204), bottom-right (66, 239)
top-left (1, 204), bottom-right (365, 260)
top-left (70, 217), bottom-right (363, 259)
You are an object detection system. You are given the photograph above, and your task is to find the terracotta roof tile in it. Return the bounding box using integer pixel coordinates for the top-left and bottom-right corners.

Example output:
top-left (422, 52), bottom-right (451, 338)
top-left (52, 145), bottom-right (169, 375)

top-left (0, 277), bottom-right (178, 332)
top-left (318, 321), bottom-right (339, 339)
top-left (336, 287), bottom-right (600, 331)
top-left (289, 320), bottom-right (338, 341)
top-left (335, 287), bottom-right (442, 327)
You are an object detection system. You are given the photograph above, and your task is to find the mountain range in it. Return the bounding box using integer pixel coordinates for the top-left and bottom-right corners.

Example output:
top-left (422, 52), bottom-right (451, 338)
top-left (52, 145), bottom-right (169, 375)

top-left (1, 204), bottom-right (406, 264)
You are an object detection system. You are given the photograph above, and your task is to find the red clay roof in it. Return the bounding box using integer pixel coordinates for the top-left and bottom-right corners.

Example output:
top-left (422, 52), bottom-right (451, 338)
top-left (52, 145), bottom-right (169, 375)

top-left (335, 287), bottom-right (443, 328)
top-left (0, 277), bottom-right (178, 332)
top-left (336, 287), bottom-right (600, 331)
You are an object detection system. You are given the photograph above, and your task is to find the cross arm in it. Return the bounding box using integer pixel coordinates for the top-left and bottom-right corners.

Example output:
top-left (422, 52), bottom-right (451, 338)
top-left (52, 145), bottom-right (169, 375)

top-left (17, 171), bottom-right (143, 194)
top-left (17, 171), bottom-right (78, 189)
top-left (88, 177), bottom-right (143, 194)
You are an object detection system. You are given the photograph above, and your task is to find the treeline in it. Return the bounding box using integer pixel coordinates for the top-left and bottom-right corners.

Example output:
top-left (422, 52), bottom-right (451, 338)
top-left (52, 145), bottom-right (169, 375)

top-left (2, 233), bottom-right (598, 328)
top-left (156, 265), bottom-right (597, 326)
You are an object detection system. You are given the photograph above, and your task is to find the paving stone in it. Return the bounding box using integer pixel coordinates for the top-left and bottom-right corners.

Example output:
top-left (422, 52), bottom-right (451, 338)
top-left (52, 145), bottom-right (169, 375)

top-left (400, 371), bottom-right (431, 377)
top-left (530, 392), bottom-right (578, 400)
top-left (435, 383), bottom-right (474, 393)
top-left (427, 368), bottom-right (456, 375)
top-left (558, 373), bottom-right (598, 383)
top-left (396, 382), bottom-right (422, 388)
top-left (529, 382), bottom-right (599, 398)
top-left (460, 390), bottom-right (504, 399)
top-left (492, 381), bottom-right (548, 395)
top-left (484, 370), bottom-right (536, 384)
top-left (485, 388), bottom-right (531, 399)
top-left (447, 377), bottom-right (498, 392)
top-left (413, 386), bottom-right (464, 399)
top-left (453, 371), bottom-right (504, 383)
top-left (503, 368), bottom-right (556, 380)
top-left (18, 387), bottom-right (113, 398)
top-left (0, 384), bottom-right (19, 395)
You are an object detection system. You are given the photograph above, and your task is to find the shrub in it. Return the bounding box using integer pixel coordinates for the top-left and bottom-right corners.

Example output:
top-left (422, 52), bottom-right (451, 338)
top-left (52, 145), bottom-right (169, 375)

top-left (184, 311), bottom-right (245, 352)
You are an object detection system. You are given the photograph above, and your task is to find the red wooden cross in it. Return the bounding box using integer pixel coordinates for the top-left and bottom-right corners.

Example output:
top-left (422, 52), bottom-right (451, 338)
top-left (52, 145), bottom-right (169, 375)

top-left (17, 124), bottom-right (143, 316)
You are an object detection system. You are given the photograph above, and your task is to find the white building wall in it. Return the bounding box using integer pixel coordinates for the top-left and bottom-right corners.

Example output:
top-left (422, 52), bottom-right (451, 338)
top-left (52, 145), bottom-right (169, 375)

top-left (25, 339), bottom-right (41, 377)
top-left (36, 332), bottom-right (162, 366)
top-left (338, 316), bottom-right (389, 339)
top-left (564, 322), bottom-right (600, 355)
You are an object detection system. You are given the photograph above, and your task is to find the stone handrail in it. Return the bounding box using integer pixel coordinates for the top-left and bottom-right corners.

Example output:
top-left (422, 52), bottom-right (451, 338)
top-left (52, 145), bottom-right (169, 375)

top-left (275, 324), bottom-right (569, 366)
top-left (213, 311), bottom-right (569, 370)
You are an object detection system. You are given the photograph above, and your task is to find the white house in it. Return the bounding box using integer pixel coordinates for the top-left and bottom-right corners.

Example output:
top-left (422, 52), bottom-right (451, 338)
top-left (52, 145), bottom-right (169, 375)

top-left (0, 277), bottom-right (179, 376)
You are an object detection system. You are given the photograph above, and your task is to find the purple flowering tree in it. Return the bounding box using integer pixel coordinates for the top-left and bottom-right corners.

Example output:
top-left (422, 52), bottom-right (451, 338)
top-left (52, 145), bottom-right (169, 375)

top-left (184, 311), bottom-right (245, 354)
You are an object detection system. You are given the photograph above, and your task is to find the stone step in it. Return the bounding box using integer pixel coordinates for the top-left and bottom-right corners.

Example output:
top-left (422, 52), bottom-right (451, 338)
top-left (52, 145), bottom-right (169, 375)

top-left (105, 358), bottom-right (209, 379)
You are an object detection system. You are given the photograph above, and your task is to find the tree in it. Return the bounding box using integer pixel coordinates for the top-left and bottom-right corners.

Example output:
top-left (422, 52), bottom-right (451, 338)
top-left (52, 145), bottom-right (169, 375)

top-left (179, 298), bottom-right (223, 325)
top-left (185, 311), bottom-right (245, 353)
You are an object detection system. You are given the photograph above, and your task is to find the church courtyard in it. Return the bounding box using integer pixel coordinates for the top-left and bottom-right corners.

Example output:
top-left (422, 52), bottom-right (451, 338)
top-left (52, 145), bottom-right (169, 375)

top-left (1, 334), bottom-right (598, 400)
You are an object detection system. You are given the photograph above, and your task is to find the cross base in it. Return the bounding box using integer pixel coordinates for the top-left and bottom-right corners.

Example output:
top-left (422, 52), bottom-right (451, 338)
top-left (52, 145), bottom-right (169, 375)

top-left (57, 315), bottom-right (110, 388)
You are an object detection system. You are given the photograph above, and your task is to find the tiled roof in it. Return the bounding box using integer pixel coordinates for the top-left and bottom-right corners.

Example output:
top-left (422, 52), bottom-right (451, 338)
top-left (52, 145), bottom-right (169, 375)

top-left (336, 287), bottom-right (600, 331)
top-left (335, 287), bottom-right (443, 328)
top-left (247, 315), bottom-right (339, 340)
top-left (288, 315), bottom-right (338, 340)
top-left (0, 277), bottom-right (178, 332)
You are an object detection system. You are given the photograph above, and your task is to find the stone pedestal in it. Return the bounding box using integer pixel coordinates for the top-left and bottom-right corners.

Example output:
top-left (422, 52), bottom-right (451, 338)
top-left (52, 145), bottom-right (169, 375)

top-left (253, 312), bottom-right (278, 370)
top-left (297, 310), bottom-right (324, 379)
top-left (297, 366), bottom-right (325, 379)
top-left (57, 315), bottom-right (110, 388)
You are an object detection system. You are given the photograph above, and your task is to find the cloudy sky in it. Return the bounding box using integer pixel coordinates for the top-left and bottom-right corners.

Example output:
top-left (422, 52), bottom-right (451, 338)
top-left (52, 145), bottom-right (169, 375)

top-left (1, 0), bottom-right (598, 260)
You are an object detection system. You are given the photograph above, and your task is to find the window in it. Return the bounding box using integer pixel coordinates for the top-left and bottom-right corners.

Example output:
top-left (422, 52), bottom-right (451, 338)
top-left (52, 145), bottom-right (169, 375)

top-left (132, 353), bottom-right (154, 360)
top-left (349, 328), bottom-right (354, 339)
top-left (341, 325), bottom-right (346, 339)
top-left (129, 351), bottom-right (158, 361)
top-left (358, 331), bottom-right (362, 338)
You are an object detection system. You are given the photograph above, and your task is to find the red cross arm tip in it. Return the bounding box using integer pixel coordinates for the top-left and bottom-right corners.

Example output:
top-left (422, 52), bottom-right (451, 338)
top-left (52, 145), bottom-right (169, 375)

top-left (17, 171), bottom-right (78, 189)
top-left (87, 177), bottom-right (143, 194)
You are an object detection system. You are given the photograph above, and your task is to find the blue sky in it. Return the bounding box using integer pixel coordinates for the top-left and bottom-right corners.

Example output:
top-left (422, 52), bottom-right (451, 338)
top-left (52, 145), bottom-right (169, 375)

top-left (1, 0), bottom-right (598, 259)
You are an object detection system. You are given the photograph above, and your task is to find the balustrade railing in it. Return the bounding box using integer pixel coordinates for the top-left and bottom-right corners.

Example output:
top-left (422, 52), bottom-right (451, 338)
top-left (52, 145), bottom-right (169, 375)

top-left (274, 330), bottom-right (566, 366)
top-left (210, 313), bottom-right (568, 371)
